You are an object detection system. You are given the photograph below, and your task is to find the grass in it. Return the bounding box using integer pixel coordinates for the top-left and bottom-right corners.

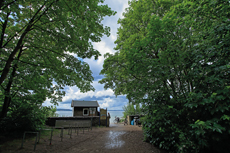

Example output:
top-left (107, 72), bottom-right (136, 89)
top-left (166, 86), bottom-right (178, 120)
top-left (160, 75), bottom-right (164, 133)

top-left (95, 125), bottom-right (106, 128)
top-left (0, 128), bottom-right (63, 151)
top-left (0, 126), bottom-right (94, 152)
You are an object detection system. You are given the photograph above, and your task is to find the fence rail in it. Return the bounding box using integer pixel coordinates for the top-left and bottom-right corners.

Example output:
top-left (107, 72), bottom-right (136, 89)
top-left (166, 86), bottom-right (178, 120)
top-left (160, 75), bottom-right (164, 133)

top-left (21, 119), bottom-right (93, 151)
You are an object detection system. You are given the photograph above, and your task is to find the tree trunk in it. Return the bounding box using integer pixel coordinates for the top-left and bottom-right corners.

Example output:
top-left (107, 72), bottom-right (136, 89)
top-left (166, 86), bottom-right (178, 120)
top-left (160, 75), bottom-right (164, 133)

top-left (0, 94), bottom-right (11, 119)
top-left (0, 66), bottom-right (16, 119)
top-left (0, 46), bottom-right (23, 119)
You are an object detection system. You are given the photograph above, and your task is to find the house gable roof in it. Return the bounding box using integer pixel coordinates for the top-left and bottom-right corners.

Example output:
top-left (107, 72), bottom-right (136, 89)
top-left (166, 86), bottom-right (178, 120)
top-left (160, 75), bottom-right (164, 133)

top-left (71, 100), bottom-right (99, 107)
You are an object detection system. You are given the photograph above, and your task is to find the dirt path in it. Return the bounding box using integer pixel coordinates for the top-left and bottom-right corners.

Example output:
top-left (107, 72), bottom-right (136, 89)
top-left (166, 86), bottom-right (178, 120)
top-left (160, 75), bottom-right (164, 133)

top-left (1, 124), bottom-right (166, 153)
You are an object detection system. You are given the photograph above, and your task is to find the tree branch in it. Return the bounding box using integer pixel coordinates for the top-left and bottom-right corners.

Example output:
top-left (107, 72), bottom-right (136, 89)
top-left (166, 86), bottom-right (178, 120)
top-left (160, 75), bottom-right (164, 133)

top-left (18, 60), bottom-right (41, 67)
top-left (0, 2), bottom-right (50, 85)
top-left (0, 0), bottom-right (18, 11)
top-left (23, 45), bottom-right (67, 58)
top-left (0, 12), bottom-right (10, 49)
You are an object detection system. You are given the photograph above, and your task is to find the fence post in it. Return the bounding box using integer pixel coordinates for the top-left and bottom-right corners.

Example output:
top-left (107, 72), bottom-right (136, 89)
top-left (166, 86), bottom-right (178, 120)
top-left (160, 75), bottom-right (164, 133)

top-left (91, 117), bottom-right (93, 131)
top-left (61, 128), bottom-right (63, 141)
top-left (50, 129), bottom-right (53, 145)
top-left (77, 124), bottom-right (79, 135)
top-left (34, 133), bottom-right (38, 151)
top-left (75, 123), bottom-right (76, 133)
top-left (21, 132), bottom-right (26, 148)
top-left (38, 129), bottom-right (41, 143)
top-left (70, 125), bottom-right (72, 138)
top-left (106, 108), bottom-right (107, 127)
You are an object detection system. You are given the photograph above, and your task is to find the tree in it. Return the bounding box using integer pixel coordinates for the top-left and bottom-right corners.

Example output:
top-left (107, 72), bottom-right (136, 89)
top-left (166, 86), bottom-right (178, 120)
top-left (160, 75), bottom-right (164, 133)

top-left (0, 0), bottom-right (116, 120)
top-left (100, 0), bottom-right (230, 152)
top-left (122, 103), bottom-right (142, 118)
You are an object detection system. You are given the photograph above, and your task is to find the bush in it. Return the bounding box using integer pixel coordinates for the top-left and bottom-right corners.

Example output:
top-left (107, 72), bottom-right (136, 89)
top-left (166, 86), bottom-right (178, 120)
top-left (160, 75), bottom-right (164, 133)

top-left (0, 102), bottom-right (56, 135)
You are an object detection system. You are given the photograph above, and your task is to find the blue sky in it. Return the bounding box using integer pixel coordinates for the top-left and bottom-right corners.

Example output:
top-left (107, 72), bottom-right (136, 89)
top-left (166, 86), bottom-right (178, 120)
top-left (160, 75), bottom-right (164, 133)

top-left (43, 0), bottom-right (129, 110)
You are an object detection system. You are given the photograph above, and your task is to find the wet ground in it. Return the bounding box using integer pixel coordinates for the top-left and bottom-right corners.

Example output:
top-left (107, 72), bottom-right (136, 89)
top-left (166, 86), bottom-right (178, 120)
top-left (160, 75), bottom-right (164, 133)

top-left (1, 123), bottom-right (166, 153)
top-left (63, 123), bottom-right (165, 153)
top-left (104, 131), bottom-right (125, 149)
top-left (105, 123), bottom-right (127, 150)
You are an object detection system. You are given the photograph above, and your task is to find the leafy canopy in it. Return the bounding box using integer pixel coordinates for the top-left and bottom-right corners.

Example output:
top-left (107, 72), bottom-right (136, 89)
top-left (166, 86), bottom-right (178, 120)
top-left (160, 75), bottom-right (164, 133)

top-left (100, 0), bottom-right (230, 152)
top-left (0, 0), bottom-right (116, 131)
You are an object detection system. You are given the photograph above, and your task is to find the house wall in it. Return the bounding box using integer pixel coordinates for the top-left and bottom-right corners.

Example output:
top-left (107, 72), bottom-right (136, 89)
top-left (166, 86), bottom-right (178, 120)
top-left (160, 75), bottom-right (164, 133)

top-left (46, 116), bottom-right (100, 126)
top-left (89, 107), bottom-right (98, 116)
top-left (73, 107), bottom-right (98, 116)
top-left (74, 107), bottom-right (84, 116)
top-left (95, 109), bottom-right (98, 116)
top-left (46, 116), bottom-right (110, 127)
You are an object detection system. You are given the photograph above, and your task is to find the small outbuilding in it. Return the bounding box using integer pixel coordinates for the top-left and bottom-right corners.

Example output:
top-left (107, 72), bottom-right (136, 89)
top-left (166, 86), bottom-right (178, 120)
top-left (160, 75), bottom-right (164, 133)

top-left (71, 100), bottom-right (99, 116)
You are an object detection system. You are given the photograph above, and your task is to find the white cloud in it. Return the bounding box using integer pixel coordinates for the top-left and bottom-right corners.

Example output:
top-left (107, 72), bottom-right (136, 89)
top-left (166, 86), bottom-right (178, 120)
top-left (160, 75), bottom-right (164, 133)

top-left (43, 99), bottom-right (52, 107)
top-left (94, 41), bottom-right (114, 55)
top-left (104, 0), bottom-right (129, 19)
top-left (99, 98), bottom-right (112, 108)
top-left (91, 40), bottom-right (114, 65)
top-left (119, 0), bottom-right (129, 19)
top-left (62, 86), bottom-right (114, 102)
top-left (57, 104), bottom-right (71, 109)
top-left (110, 32), bottom-right (117, 41)
top-left (81, 40), bottom-right (114, 77)
top-left (98, 98), bottom-right (116, 109)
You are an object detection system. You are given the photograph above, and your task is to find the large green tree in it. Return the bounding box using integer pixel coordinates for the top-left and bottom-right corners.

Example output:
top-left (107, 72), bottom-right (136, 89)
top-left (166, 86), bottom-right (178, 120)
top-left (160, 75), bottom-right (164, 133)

top-left (0, 0), bottom-right (115, 120)
top-left (100, 0), bottom-right (230, 152)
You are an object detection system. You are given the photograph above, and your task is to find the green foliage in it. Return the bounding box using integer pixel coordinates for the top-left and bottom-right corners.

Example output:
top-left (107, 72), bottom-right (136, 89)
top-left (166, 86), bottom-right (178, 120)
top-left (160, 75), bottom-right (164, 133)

top-left (0, 105), bottom-right (51, 135)
top-left (120, 118), bottom-right (125, 122)
top-left (0, 93), bottom-right (58, 135)
top-left (0, 0), bottom-right (115, 133)
top-left (44, 105), bottom-right (58, 117)
top-left (100, 0), bottom-right (230, 152)
top-left (122, 103), bottom-right (142, 118)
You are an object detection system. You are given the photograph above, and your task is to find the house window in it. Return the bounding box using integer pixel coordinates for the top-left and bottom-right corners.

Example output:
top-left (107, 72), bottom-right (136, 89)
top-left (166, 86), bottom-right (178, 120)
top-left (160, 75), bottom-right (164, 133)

top-left (89, 108), bottom-right (96, 116)
top-left (83, 108), bottom-right (89, 116)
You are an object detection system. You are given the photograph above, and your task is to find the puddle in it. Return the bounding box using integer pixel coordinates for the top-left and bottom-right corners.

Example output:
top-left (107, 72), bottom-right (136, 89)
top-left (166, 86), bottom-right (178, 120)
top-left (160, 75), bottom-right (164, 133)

top-left (105, 131), bottom-right (125, 149)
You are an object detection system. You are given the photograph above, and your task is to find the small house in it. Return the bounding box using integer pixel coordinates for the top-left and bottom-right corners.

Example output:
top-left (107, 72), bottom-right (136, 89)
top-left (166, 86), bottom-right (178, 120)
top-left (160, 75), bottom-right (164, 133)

top-left (71, 100), bottom-right (99, 116)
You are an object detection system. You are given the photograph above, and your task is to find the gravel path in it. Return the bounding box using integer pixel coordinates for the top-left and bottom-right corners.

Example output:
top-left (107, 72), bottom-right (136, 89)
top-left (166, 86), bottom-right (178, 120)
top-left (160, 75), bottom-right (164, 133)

top-left (1, 124), bottom-right (167, 153)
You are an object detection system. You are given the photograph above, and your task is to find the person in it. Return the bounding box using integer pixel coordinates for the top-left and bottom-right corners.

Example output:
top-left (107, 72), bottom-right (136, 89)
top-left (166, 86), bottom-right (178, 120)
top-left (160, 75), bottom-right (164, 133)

top-left (124, 118), bottom-right (128, 125)
top-left (117, 117), bottom-right (120, 123)
top-left (108, 113), bottom-right (111, 126)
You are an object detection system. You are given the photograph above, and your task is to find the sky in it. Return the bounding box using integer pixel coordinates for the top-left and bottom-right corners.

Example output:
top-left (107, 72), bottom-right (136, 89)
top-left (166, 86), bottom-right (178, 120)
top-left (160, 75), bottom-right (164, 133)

top-left (43, 0), bottom-right (130, 111)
